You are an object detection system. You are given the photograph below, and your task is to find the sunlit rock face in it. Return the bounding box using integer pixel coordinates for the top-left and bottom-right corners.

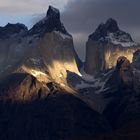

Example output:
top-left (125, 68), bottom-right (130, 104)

top-left (27, 6), bottom-right (80, 87)
top-left (0, 6), bottom-right (80, 92)
top-left (39, 32), bottom-right (80, 85)
top-left (85, 18), bottom-right (140, 75)
top-left (0, 73), bottom-right (50, 102)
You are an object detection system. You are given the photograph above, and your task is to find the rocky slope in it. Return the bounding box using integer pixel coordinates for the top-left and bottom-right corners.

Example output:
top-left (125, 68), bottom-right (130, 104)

top-left (85, 18), bottom-right (140, 75)
top-left (0, 73), bottom-right (51, 102)
top-left (0, 92), bottom-right (112, 140)
top-left (73, 50), bottom-right (140, 139)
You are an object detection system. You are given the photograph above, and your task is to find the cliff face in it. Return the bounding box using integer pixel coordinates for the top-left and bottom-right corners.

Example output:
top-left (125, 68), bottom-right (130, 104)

top-left (85, 40), bottom-right (139, 75)
top-left (0, 6), bottom-right (80, 90)
top-left (39, 31), bottom-right (80, 85)
top-left (26, 6), bottom-right (80, 88)
top-left (85, 18), bottom-right (140, 75)
top-left (0, 23), bottom-right (29, 74)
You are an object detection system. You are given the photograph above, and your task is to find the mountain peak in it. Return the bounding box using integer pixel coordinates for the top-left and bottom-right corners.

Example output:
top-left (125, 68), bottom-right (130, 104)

top-left (89, 18), bottom-right (136, 47)
top-left (0, 23), bottom-right (28, 39)
top-left (105, 18), bottom-right (119, 32)
top-left (47, 6), bottom-right (60, 19)
top-left (29, 6), bottom-right (70, 36)
top-left (89, 18), bottom-right (120, 41)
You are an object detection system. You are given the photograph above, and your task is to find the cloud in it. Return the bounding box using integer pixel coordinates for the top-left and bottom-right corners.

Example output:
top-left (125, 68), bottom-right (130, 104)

top-left (0, 0), bottom-right (69, 15)
top-left (60, 0), bottom-right (140, 60)
top-left (62, 0), bottom-right (140, 32)
top-left (0, 0), bottom-right (69, 28)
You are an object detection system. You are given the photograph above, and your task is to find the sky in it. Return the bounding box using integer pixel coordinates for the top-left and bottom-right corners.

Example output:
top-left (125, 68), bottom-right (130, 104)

top-left (0, 0), bottom-right (140, 60)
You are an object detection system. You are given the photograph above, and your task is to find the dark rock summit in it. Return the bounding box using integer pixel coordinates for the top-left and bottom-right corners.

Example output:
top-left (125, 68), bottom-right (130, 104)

top-left (89, 18), bottom-right (119, 41)
top-left (29, 6), bottom-right (70, 36)
top-left (47, 5), bottom-right (60, 19)
top-left (89, 18), bottom-right (134, 44)
top-left (105, 18), bottom-right (119, 32)
top-left (0, 23), bottom-right (28, 39)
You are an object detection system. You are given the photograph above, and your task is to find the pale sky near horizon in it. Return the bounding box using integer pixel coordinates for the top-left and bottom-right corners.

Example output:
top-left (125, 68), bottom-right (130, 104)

top-left (0, 0), bottom-right (140, 60)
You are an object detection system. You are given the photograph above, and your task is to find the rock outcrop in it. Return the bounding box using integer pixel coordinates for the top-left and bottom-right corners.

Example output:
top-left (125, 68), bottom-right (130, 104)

top-left (110, 56), bottom-right (133, 88)
top-left (0, 23), bottom-right (28, 39)
top-left (29, 6), bottom-right (70, 36)
top-left (85, 18), bottom-right (140, 75)
top-left (132, 50), bottom-right (140, 70)
top-left (0, 73), bottom-right (50, 102)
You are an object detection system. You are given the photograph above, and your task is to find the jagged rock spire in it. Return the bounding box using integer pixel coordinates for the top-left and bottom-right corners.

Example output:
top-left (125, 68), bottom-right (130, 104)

top-left (89, 18), bottom-right (119, 41)
top-left (89, 18), bottom-right (134, 46)
top-left (29, 5), bottom-right (70, 36)
top-left (47, 6), bottom-right (60, 19)
top-left (105, 18), bottom-right (119, 32)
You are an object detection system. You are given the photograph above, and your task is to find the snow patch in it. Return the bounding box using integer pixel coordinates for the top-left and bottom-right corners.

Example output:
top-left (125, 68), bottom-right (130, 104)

top-left (30, 58), bottom-right (41, 65)
top-left (76, 81), bottom-right (93, 89)
top-left (54, 31), bottom-right (71, 40)
top-left (75, 77), bottom-right (108, 94)
top-left (107, 33), bottom-right (137, 47)
top-left (30, 69), bottom-right (47, 77)
top-left (80, 67), bottom-right (94, 81)
top-left (94, 78), bottom-right (109, 94)
top-left (76, 69), bottom-right (111, 93)
top-left (21, 66), bottom-right (48, 82)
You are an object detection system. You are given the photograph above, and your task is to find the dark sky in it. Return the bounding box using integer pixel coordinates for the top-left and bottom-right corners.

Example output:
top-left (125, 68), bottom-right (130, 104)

top-left (61, 0), bottom-right (140, 60)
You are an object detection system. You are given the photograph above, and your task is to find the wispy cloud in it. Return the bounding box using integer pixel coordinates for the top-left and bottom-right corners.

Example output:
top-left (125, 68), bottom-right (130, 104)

top-left (0, 0), bottom-right (69, 15)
